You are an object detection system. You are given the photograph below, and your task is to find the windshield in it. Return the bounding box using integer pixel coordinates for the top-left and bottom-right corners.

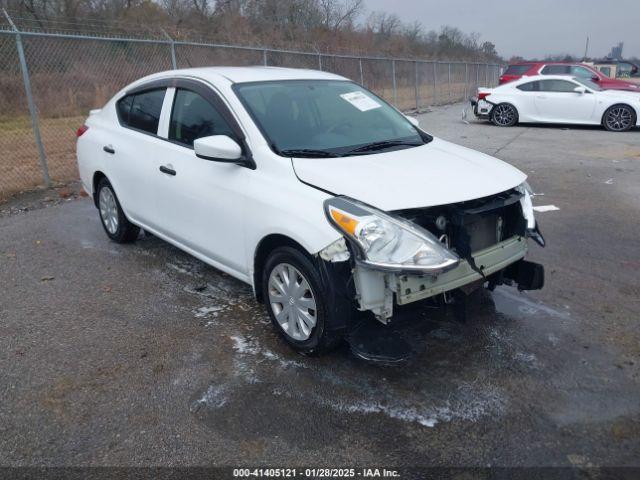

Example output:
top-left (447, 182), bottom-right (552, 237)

top-left (234, 80), bottom-right (430, 157)
top-left (573, 77), bottom-right (602, 91)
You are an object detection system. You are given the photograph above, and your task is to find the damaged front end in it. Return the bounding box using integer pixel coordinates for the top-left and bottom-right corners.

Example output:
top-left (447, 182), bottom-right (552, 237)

top-left (320, 187), bottom-right (545, 324)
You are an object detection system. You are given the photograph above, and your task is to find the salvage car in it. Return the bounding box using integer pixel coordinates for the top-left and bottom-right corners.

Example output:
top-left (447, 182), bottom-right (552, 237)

top-left (77, 67), bottom-right (545, 354)
top-left (472, 75), bottom-right (640, 131)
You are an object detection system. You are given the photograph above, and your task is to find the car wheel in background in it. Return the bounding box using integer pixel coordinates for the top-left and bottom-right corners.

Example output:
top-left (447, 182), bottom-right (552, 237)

top-left (603, 104), bottom-right (636, 132)
top-left (262, 246), bottom-right (344, 354)
top-left (491, 103), bottom-right (519, 127)
top-left (96, 177), bottom-right (140, 243)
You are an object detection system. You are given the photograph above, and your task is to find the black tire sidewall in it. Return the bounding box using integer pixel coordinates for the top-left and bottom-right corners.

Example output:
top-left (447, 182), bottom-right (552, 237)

top-left (491, 103), bottom-right (518, 127)
top-left (96, 178), bottom-right (138, 243)
top-left (603, 105), bottom-right (636, 132)
top-left (262, 247), bottom-right (332, 354)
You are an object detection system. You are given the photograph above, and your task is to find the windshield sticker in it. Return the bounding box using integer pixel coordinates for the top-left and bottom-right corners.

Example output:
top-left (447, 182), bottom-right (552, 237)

top-left (340, 91), bottom-right (381, 112)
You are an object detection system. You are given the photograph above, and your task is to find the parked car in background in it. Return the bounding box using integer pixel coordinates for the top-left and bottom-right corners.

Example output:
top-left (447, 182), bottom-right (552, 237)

top-left (472, 75), bottom-right (640, 131)
top-left (76, 66), bottom-right (545, 354)
top-left (499, 62), bottom-right (640, 91)
top-left (592, 60), bottom-right (639, 78)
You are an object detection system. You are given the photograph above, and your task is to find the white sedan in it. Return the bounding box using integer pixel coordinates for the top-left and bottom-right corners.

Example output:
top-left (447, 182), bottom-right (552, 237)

top-left (77, 67), bottom-right (545, 354)
top-left (472, 75), bottom-right (640, 132)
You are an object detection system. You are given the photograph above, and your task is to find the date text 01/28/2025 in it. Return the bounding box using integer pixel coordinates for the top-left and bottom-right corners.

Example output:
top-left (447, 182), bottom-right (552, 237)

top-left (232, 468), bottom-right (400, 477)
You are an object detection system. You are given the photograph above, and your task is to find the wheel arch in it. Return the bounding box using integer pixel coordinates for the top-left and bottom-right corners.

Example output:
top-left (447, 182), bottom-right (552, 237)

top-left (92, 171), bottom-right (107, 207)
top-left (253, 233), bottom-right (313, 303)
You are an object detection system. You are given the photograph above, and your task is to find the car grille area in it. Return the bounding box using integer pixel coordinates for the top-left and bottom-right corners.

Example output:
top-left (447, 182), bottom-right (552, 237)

top-left (393, 189), bottom-right (527, 257)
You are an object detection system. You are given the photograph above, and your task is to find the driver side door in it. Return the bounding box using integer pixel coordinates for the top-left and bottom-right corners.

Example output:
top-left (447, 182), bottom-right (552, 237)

top-left (155, 85), bottom-right (252, 276)
top-left (533, 79), bottom-right (596, 123)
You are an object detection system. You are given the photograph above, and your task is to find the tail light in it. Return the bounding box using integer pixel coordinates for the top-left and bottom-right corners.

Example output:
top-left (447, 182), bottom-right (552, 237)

top-left (76, 125), bottom-right (89, 137)
top-left (478, 92), bottom-right (491, 101)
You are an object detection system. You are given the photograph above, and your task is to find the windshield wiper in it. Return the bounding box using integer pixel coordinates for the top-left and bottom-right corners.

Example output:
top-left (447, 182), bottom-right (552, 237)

top-left (280, 149), bottom-right (340, 158)
top-left (342, 139), bottom-right (423, 156)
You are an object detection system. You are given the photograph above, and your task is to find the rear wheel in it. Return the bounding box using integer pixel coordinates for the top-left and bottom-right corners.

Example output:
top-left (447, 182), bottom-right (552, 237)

top-left (603, 104), bottom-right (636, 132)
top-left (96, 177), bottom-right (139, 243)
top-left (262, 247), bottom-right (344, 354)
top-left (491, 103), bottom-right (518, 127)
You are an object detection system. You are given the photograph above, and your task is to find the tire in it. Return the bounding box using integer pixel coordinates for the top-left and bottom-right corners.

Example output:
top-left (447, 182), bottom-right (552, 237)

top-left (602, 104), bottom-right (636, 132)
top-left (491, 103), bottom-right (518, 127)
top-left (96, 177), bottom-right (140, 243)
top-left (262, 246), bottom-right (344, 354)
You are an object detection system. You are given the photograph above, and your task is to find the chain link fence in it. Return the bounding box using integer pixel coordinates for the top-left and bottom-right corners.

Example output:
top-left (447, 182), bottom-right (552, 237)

top-left (0, 10), bottom-right (501, 199)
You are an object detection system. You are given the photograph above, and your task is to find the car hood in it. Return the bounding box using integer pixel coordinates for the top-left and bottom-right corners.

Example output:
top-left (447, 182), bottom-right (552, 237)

top-left (599, 88), bottom-right (640, 99)
top-left (292, 137), bottom-right (527, 211)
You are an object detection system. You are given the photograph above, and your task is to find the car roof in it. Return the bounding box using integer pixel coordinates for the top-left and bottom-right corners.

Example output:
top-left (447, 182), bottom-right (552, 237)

top-left (136, 66), bottom-right (348, 85)
top-left (510, 61), bottom-right (591, 67)
top-left (504, 74), bottom-right (582, 85)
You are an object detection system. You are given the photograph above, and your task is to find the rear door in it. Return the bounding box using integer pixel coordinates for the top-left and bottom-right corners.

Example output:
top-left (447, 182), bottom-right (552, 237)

top-left (533, 79), bottom-right (596, 122)
top-left (106, 87), bottom-right (169, 229)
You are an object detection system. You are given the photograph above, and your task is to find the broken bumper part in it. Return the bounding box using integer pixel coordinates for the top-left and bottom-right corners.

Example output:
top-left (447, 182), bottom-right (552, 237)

top-left (396, 235), bottom-right (527, 305)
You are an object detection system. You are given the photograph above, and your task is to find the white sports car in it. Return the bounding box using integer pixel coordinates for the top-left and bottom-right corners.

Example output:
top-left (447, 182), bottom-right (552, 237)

top-left (471, 75), bottom-right (640, 132)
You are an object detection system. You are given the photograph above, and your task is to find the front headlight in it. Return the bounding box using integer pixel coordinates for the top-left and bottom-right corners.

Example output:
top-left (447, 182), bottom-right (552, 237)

top-left (324, 197), bottom-right (459, 273)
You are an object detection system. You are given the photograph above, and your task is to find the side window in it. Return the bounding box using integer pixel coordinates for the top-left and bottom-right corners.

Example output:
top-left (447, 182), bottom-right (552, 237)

top-left (116, 95), bottom-right (134, 125)
top-left (117, 89), bottom-right (165, 134)
top-left (570, 66), bottom-right (594, 78)
top-left (517, 81), bottom-right (539, 92)
top-left (541, 65), bottom-right (570, 75)
top-left (538, 80), bottom-right (578, 92)
top-left (169, 89), bottom-right (235, 147)
top-left (128, 89), bottom-right (166, 134)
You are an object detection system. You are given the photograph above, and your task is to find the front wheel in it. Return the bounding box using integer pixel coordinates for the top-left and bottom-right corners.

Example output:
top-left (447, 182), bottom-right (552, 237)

top-left (491, 103), bottom-right (518, 127)
top-left (603, 105), bottom-right (636, 132)
top-left (262, 247), bottom-right (345, 354)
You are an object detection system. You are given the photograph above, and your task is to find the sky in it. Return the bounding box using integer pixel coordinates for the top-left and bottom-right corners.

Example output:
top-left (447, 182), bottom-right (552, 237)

top-left (362, 0), bottom-right (640, 59)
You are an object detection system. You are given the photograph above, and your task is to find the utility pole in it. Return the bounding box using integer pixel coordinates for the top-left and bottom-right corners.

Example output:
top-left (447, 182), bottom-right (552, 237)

top-left (583, 36), bottom-right (589, 60)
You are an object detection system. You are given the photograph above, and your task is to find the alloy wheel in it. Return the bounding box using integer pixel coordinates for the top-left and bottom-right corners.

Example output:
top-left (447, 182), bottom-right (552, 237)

top-left (99, 186), bottom-right (119, 235)
top-left (268, 263), bottom-right (317, 341)
top-left (605, 106), bottom-right (633, 132)
top-left (493, 104), bottom-right (516, 126)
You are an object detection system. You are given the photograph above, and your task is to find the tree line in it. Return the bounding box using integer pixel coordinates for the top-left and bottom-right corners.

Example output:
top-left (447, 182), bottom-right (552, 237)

top-left (1, 0), bottom-right (501, 61)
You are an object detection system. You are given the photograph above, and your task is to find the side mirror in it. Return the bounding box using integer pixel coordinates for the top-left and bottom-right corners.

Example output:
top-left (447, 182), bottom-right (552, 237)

top-left (592, 76), bottom-right (600, 82)
top-left (573, 86), bottom-right (587, 94)
top-left (405, 115), bottom-right (420, 127)
top-left (194, 135), bottom-right (243, 162)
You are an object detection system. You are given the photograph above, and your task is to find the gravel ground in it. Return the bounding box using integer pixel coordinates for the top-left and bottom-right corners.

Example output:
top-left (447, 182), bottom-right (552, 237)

top-left (1, 103), bottom-right (639, 469)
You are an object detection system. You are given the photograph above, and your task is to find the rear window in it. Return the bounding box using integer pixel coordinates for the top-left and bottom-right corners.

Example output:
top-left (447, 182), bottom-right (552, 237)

top-left (541, 65), bottom-right (570, 75)
top-left (504, 65), bottom-right (532, 75)
top-left (117, 88), bottom-right (166, 135)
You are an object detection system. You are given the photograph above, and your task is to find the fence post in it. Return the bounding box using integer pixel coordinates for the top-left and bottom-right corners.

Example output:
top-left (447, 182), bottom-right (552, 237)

top-left (318, 53), bottom-right (322, 71)
top-left (447, 63), bottom-right (451, 102)
top-left (485, 64), bottom-right (488, 86)
top-left (358, 58), bottom-right (364, 85)
top-left (414, 61), bottom-right (419, 111)
top-left (475, 64), bottom-right (479, 91)
top-left (391, 60), bottom-right (397, 105)
top-left (3, 9), bottom-right (50, 187)
top-left (432, 62), bottom-right (437, 106)
top-left (464, 62), bottom-right (468, 100)
top-left (263, 49), bottom-right (268, 66)
top-left (161, 29), bottom-right (177, 69)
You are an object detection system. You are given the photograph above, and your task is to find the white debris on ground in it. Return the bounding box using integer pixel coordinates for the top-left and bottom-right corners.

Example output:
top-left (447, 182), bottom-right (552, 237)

top-left (532, 205), bottom-right (560, 212)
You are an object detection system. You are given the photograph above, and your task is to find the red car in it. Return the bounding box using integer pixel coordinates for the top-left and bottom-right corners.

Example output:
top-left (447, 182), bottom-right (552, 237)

top-left (499, 62), bottom-right (640, 92)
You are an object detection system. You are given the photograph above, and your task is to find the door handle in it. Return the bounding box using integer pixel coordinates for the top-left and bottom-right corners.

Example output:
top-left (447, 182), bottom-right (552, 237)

top-left (159, 165), bottom-right (176, 176)
top-left (103, 145), bottom-right (115, 154)
top-left (536, 95), bottom-right (547, 99)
